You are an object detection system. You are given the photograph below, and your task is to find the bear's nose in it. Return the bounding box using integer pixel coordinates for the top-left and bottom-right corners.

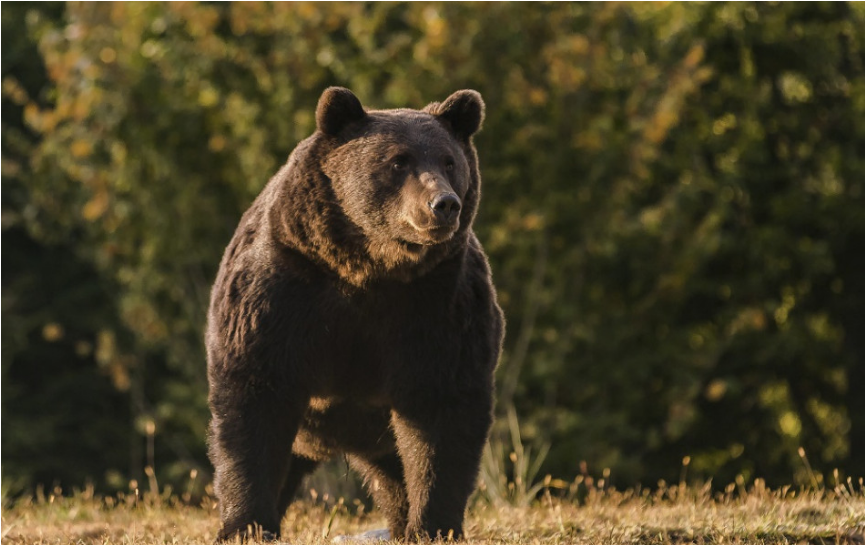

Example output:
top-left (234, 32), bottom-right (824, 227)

top-left (429, 193), bottom-right (462, 222)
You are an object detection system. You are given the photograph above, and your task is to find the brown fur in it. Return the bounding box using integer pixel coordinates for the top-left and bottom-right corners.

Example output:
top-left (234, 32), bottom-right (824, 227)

top-left (206, 87), bottom-right (504, 542)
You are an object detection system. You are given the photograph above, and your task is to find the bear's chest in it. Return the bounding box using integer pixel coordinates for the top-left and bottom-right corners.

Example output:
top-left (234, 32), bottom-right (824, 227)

top-left (282, 277), bottom-right (450, 400)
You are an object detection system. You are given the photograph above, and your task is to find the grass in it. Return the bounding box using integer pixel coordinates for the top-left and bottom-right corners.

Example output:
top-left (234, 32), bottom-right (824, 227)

top-left (3, 479), bottom-right (864, 545)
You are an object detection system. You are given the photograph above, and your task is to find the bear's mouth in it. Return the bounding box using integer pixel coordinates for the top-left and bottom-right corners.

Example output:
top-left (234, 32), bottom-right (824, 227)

top-left (417, 222), bottom-right (459, 241)
top-left (398, 218), bottom-right (458, 251)
top-left (397, 239), bottom-right (426, 253)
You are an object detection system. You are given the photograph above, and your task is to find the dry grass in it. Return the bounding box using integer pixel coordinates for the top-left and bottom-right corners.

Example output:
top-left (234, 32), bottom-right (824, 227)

top-left (2, 481), bottom-right (864, 545)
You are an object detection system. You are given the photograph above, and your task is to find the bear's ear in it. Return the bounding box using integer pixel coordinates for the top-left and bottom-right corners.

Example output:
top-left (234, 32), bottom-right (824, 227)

top-left (316, 87), bottom-right (366, 135)
top-left (425, 89), bottom-right (485, 140)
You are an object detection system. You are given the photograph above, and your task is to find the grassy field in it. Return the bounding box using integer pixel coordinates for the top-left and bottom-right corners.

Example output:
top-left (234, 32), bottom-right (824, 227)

top-left (2, 481), bottom-right (864, 545)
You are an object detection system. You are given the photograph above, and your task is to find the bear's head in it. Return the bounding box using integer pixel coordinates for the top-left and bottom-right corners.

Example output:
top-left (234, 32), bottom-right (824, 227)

top-left (274, 87), bottom-right (485, 286)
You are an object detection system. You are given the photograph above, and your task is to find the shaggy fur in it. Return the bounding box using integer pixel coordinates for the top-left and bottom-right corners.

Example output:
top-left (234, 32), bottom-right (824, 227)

top-left (206, 87), bottom-right (504, 542)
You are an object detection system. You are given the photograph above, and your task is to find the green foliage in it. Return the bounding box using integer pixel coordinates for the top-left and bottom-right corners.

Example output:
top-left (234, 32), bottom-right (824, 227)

top-left (3, 2), bottom-right (864, 493)
top-left (478, 407), bottom-right (551, 508)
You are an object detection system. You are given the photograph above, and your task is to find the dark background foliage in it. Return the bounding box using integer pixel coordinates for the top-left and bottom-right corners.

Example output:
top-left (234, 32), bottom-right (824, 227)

top-left (3, 2), bottom-right (864, 497)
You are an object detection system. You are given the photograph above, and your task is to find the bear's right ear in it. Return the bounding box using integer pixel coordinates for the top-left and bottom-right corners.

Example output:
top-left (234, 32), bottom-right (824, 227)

top-left (316, 87), bottom-right (366, 136)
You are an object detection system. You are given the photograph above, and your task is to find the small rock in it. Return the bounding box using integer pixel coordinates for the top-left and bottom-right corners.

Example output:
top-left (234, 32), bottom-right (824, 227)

top-left (332, 528), bottom-right (391, 543)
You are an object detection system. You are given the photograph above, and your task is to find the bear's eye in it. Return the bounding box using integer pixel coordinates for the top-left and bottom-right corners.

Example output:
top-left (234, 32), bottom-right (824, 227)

top-left (445, 159), bottom-right (455, 171)
top-left (392, 158), bottom-right (408, 172)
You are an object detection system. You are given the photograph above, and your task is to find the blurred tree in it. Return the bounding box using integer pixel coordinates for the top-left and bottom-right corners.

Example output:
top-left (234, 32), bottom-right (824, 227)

top-left (2, 2), bottom-right (133, 494)
top-left (3, 1), bottom-right (863, 493)
top-left (654, 1), bottom-right (865, 484)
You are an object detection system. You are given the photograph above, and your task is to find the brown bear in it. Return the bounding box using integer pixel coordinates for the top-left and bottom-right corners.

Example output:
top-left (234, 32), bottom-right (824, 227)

top-left (206, 87), bottom-right (504, 542)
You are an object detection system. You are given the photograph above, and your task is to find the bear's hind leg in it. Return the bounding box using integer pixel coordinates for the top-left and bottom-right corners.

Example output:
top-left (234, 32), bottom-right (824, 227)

top-left (277, 454), bottom-right (320, 519)
top-left (351, 452), bottom-right (409, 539)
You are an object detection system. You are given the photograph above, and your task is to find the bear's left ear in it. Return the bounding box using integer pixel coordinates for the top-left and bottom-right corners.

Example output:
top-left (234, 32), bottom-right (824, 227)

top-left (316, 87), bottom-right (367, 136)
top-left (425, 90), bottom-right (485, 140)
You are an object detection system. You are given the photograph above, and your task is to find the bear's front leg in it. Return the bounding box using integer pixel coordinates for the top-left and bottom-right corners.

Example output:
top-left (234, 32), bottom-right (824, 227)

top-left (391, 387), bottom-right (493, 541)
top-left (209, 385), bottom-right (305, 542)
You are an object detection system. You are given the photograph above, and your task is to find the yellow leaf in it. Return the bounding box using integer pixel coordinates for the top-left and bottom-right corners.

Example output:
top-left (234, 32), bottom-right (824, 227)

top-left (42, 322), bottom-right (65, 342)
top-left (71, 139), bottom-right (93, 158)
top-left (83, 190), bottom-right (109, 221)
top-left (208, 134), bottom-right (227, 152)
top-left (683, 43), bottom-right (705, 69)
